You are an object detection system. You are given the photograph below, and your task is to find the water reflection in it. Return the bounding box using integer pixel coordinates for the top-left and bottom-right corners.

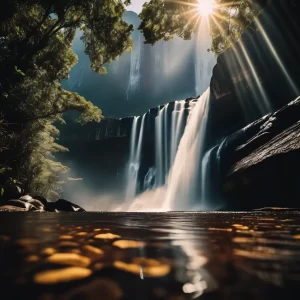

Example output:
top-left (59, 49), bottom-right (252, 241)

top-left (0, 212), bottom-right (300, 298)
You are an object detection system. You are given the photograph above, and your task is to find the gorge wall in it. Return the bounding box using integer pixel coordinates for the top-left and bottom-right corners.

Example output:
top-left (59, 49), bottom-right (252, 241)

top-left (209, 0), bottom-right (300, 209)
top-left (208, 0), bottom-right (300, 145)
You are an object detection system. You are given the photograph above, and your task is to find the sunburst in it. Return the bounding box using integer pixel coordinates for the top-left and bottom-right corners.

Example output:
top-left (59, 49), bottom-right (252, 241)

top-left (197, 0), bottom-right (216, 16)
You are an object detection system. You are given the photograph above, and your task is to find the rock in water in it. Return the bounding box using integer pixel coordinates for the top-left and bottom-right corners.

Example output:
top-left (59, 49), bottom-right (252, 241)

top-left (0, 196), bottom-right (86, 212)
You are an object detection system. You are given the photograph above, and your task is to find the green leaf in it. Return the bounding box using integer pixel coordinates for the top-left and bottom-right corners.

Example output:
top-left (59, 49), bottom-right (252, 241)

top-left (14, 66), bottom-right (25, 76)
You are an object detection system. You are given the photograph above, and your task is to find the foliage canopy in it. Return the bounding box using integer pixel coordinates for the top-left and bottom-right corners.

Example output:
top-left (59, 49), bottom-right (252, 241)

top-left (138, 0), bottom-right (268, 55)
top-left (0, 0), bottom-right (133, 199)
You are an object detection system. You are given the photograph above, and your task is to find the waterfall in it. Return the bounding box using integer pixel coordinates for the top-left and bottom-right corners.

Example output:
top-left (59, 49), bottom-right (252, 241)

top-left (155, 104), bottom-right (169, 186)
top-left (201, 147), bottom-right (215, 204)
top-left (127, 88), bottom-right (211, 211)
top-left (162, 89), bottom-right (210, 211)
top-left (154, 101), bottom-right (189, 188)
top-left (155, 106), bottom-right (164, 186)
top-left (171, 101), bottom-right (187, 166)
top-left (125, 115), bottom-right (146, 200)
top-left (201, 145), bottom-right (219, 209)
top-left (117, 16), bottom-right (217, 211)
top-left (127, 33), bottom-right (142, 100)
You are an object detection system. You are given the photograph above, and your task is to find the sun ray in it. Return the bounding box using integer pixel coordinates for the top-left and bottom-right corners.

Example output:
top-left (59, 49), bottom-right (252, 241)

top-left (254, 18), bottom-right (299, 95)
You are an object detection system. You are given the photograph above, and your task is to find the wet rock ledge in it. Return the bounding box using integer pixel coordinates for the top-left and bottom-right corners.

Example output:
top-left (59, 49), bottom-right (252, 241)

top-left (223, 97), bottom-right (300, 210)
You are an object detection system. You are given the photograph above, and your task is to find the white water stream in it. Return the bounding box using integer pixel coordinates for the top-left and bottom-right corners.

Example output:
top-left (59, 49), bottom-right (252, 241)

top-left (127, 89), bottom-right (210, 211)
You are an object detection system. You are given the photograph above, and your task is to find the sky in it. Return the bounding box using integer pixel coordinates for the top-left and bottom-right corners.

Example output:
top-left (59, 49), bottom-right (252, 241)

top-left (127, 0), bottom-right (145, 13)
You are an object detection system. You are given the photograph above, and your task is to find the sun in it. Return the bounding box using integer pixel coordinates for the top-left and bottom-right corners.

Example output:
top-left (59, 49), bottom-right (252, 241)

top-left (198, 0), bottom-right (216, 16)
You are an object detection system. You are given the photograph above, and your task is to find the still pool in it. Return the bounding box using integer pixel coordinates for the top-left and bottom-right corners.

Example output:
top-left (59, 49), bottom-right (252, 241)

top-left (0, 212), bottom-right (300, 299)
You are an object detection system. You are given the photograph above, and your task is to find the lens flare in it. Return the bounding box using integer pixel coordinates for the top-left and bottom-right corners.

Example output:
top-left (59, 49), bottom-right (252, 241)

top-left (198, 0), bottom-right (215, 16)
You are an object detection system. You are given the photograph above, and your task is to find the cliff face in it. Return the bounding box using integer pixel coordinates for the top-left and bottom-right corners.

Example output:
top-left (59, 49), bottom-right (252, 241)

top-left (60, 118), bottom-right (133, 142)
top-left (209, 0), bottom-right (300, 144)
top-left (222, 97), bottom-right (300, 209)
top-left (209, 0), bottom-right (300, 209)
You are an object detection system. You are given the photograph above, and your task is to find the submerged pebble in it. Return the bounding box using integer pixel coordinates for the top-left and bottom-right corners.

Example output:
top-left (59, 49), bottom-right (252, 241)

top-left (34, 267), bottom-right (92, 284)
top-left (46, 253), bottom-right (91, 267)
top-left (94, 233), bottom-right (121, 240)
top-left (113, 240), bottom-right (145, 249)
top-left (114, 257), bottom-right (171, 277)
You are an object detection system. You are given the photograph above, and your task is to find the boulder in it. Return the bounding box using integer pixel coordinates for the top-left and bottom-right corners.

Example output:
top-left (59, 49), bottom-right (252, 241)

top-left (0, 195), bottom-right (86, 212)
top-left (48, 199), bottom-right (85, 212)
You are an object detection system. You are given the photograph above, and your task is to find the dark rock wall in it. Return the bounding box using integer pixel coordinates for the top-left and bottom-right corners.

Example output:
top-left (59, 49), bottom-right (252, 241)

top-left (211, 0), bottom-right (300, 209)
top-left (209, 0), bottom-right (300, 145)
top-left (222, 97), bottom-right (300, 209)
top-left (59, 118), bottom-right (133, 142)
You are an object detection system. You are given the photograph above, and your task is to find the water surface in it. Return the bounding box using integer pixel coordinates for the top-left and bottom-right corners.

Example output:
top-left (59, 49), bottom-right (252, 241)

top-left (0, 212), bottom-right (300, 299)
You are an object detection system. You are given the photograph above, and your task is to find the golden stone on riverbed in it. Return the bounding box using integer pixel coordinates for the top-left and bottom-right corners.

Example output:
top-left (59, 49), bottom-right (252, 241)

top-left (34, 267), bottom-right (92, 284)
top-left (82, 245), bottom-right (104, 256)
top-left (113, 240), bottom-right (145, 249)
top-left (94, 233), bottom-right (121, 239)
top-left (114, 257), bottom-right (171, 277)
top-left (59, 235), bottom-right (73, 240)
top-left (41, 248), bottom-right (56, 256)
top-left (76, 232), bottom-right (88, 236)
top-left (46, 253), bottom-right (91, 267)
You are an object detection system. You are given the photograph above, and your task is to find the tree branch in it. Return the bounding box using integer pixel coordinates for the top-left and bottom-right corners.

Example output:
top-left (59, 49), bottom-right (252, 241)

top-left (24, 3), bottom-right (52, 44)
top-left (50, 12), bottom-right (85, 36)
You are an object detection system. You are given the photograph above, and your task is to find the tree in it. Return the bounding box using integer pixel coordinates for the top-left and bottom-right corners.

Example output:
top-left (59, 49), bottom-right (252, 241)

top-left (0, 0), bottom-right (134, 199)
top-left (138, 0), bottom-right (268, 55)
top-left (0, 0), bottom-right (134, 94)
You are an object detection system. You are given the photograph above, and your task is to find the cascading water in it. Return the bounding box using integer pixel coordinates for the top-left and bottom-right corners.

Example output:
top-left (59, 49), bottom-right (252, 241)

top-left (170, 101), bottom-right (186, 166)
top-left (155, 104), bottom-right (169, 186)
top-left (125, 114), bottom-right (146, 200)
top-left (154, 101), bottom-right (190, 188)
top-left (127, 33), bottom-right (142, 100)
top-left (162, 89), bottom-right (211, 211)
top-left (127, 89), bottom-right (211, 211)
top-left (200, 145), bottom-right (220, 209)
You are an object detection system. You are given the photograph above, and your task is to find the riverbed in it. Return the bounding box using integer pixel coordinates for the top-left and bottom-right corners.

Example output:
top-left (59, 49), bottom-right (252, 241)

top-left (0, 212), bottom-right (300, 299)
